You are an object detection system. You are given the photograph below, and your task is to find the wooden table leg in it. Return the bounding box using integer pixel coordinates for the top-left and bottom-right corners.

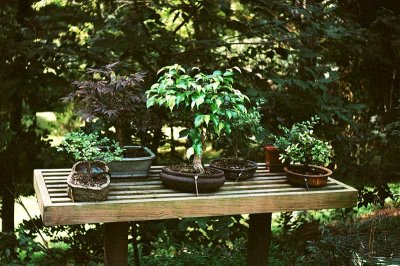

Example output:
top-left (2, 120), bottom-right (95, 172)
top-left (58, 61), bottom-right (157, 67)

top-left (104, 222), bottom-right (129, 266)
top-left (247, 213), bottom-right (272, 266)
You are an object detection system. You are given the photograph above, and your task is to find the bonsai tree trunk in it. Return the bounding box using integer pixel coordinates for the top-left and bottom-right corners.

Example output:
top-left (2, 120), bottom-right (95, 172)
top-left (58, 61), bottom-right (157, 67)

top-left (116, 119), bottom-right (125, 147)
top-left (193, 128), bottom-right (206, 173)
top-left (87, 161), bottom-right (92, 178)
top-left (193, 154), bottom-right (204, 173)
top-left (80, 161), bottom-right (92, 183)
top-left (233, 139), bottom-right (238, 158)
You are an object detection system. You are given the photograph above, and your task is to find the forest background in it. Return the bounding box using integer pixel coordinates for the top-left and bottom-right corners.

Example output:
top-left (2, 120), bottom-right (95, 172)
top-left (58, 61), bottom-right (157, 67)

top-left (0, 0), bottom-right (399, 265)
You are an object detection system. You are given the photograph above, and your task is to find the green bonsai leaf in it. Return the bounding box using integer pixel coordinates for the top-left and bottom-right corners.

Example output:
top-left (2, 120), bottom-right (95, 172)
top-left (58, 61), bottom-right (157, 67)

top-left (221, 108), bottom-right (264, 158)
top-left (273, 116), bottom-right (333, 166)
top-left (57, 131), bottom-right (123, 163)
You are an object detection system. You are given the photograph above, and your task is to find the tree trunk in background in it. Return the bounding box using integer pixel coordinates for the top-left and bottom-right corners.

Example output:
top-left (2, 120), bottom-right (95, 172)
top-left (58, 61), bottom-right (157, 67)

top-left (1, 93), bottom-right (22, 232)
top-left (0, 0), bottom-right (31, 233)
top-left (1, 87), bottom-right (22, 232)
top-left (1, 185), bottom-right (15, 232)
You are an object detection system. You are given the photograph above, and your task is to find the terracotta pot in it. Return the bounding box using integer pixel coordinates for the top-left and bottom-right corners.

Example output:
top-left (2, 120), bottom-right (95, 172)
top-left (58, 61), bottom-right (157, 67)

top-left (67, 161), bottom-right (111, 202)
top-left (209, 158), bottom-right (258, 181)
top-left (160, 166), bottom-right (225, 194)
top-left (263, 145), bottom-right (284, 172)
top-left (284, 164), bottom-right (332, 188)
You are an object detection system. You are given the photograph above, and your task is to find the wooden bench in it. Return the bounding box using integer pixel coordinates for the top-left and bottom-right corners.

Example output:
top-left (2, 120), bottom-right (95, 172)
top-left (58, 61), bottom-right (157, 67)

top-left (34, 164), bottom-right (357, 265)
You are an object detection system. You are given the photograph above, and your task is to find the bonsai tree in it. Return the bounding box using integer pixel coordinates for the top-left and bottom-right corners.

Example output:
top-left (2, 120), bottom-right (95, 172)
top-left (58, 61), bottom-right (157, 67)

top-left (222, 108), bottom-right (265, 158)
top-left (62, 63), bottom-right (146, 145)
top-left (273, 116), bottom-right (332, 168)
top-left (57, 131), bottom-right (123, 183)
top-left (146, 64), bottom-right (249, 173)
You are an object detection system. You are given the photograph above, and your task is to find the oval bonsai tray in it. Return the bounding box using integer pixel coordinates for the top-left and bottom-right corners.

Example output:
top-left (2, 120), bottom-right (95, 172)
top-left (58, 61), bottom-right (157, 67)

top-left (209, 158), bottom-right (258, 181)
top-left (160, 165), bottom-right (225, 194)
top-left (284, 164), bottom-right (332, 188)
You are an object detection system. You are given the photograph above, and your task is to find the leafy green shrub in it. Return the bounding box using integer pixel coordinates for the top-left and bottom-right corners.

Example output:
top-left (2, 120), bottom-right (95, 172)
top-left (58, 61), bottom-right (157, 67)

top-left (0, 217), bottom-right (69, 265)
top-left (42, 223), bottom-right (104, 265)
top-left (138, 216), bottom-right (247, 266)
top-left (273, 116), bottom-right (332, 166)
top-left (57, 131), bottom-right (123, 163)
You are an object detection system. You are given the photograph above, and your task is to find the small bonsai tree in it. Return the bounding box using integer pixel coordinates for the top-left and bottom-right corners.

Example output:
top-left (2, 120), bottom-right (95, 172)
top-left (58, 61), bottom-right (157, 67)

top-left (146, 64), bottom-right (249, 173)
top-left (62, 62), bottom-right (146, 145)
top-left (273, 116), bottom-right (332, 167)
top-left (223, 108), bottom-right (265, 158)
top-left (57, 131), bottom-right (123, 182)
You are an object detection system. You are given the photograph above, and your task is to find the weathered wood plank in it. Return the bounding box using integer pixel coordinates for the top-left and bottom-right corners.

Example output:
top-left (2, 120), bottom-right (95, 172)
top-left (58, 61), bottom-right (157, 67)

top-left (35, 165), bottom-right (358, 226)
top-left (39, 169), bottom-right (71, 172)
top-left (33, 170), bottom-right (52, 216)
top-left (41, 188), bottom-right (357, 225)
top-left (45, 180), bottom-right (338, 194)
top-left (48, 184), bottom-right (346, 204)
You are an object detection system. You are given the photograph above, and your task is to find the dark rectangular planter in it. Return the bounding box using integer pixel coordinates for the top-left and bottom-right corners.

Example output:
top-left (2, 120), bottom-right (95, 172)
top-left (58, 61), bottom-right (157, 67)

top-left (108, 146), bottom-right (155, 178)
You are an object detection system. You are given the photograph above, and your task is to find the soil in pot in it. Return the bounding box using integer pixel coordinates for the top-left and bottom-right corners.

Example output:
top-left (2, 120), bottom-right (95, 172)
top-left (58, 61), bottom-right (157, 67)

top-left (122, 147), bottom-right (150, 158)
top-left (67, 161), bottom-right (111, 202)
top-left (160, 165), bottom-right (225, 194)
top-left (165, 165), bottom-right (221, 175)
top-left (69, 172), bottom-right (109, 187)
top-left (71, 161), bottom-right (109, 187)
top-left (289, 165), bottom-right (326, 175)
top-left (210, 158), bottom-right (257, 181)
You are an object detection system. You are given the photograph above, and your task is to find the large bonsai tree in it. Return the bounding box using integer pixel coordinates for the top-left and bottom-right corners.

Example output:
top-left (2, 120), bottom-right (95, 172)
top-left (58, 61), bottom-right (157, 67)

top-left (62, 63), bottom-right (146, 145)
top-left (146, 64), bottom-right (249, 173)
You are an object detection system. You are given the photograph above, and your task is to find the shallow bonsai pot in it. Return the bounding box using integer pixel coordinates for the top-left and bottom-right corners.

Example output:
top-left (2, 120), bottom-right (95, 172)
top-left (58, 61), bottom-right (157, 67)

top-left (209, 158), bottom-right (258, 181)
top-left (67, 161), bottom-right (111, 202)
top-left (263, 145), bottom-right (284, 172)
top-left (160, 166), bottom-right (225, 193)
top-left (108, 146), bottom-right (155, 178)
top-left (284, 164), bottom-right (332, 188)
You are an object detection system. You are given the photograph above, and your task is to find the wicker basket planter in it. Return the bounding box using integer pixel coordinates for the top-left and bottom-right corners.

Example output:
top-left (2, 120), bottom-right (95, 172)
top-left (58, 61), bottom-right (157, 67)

top-left (160, 166), bottom-right (225, 194)
top-left (67, 161), bottom-right (111, 202)
top-left (284, 164), bottom-right (332, 189)
top-left (210, 158), bottom-right (258, 181)
top-left (108, 146), bottom-right (155, 178)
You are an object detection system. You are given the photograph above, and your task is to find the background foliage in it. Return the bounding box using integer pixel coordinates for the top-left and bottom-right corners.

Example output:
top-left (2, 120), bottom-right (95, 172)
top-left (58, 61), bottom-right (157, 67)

top-left (1, 0), bottom-right (399, 264)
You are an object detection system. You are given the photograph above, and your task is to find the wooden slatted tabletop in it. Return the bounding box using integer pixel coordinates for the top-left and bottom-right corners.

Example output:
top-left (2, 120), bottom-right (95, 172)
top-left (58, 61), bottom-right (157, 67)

top-left (34, 164), bottom-right (358, 226)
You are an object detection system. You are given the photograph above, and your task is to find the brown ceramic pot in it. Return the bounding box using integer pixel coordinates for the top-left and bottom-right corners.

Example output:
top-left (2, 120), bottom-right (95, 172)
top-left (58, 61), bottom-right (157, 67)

top-left (209, 158), bottom-right (258, 181)
top-left (284, 164), bottom-right (332, 188)
top-left (160, 166), bottom-right (225, 193)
